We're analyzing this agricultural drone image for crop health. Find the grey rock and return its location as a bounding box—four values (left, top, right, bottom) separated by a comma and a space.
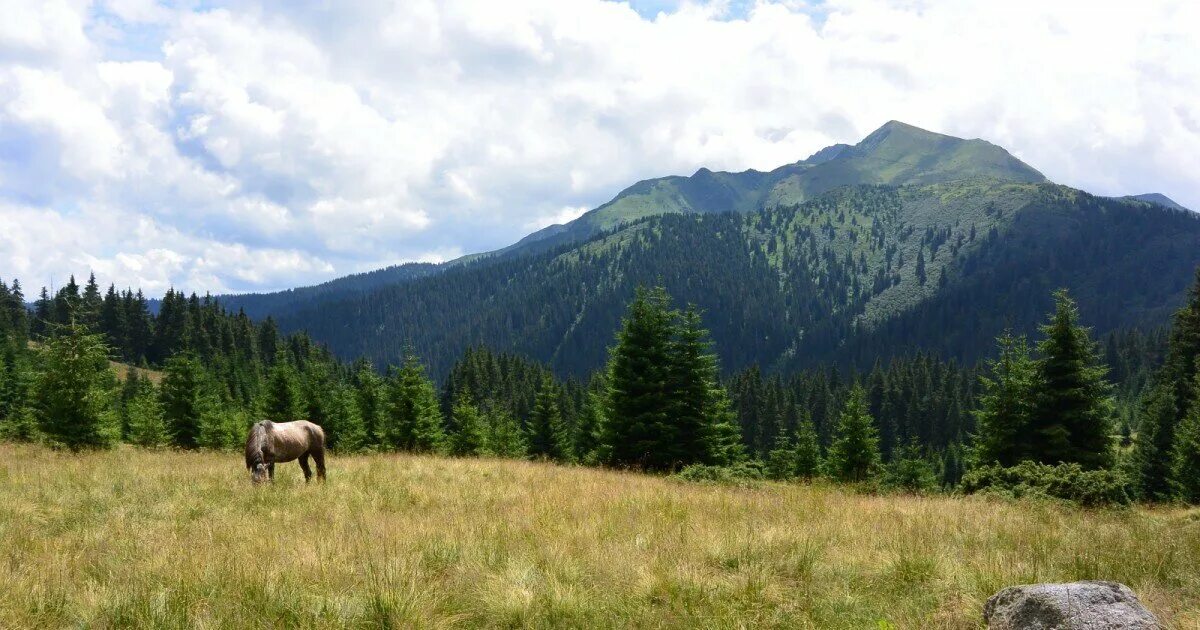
984, 581, 1159, 629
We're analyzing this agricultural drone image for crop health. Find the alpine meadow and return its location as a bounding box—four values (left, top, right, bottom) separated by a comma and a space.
4, 2, 1200, 628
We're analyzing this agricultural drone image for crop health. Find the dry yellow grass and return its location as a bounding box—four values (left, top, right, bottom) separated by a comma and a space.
0, 444, 1198, 629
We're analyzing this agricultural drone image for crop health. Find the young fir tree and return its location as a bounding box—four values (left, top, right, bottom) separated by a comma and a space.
1171, 371, 1200, 504
972, 332, 1037, 467
353, 360, 384, 448
793, 415, 823, 479
671, 306, 744, 466
1132, 383, 1178, 501
765, 432, 798, 481
448, 395, 487, 457
484, 407, 527, 458
882, 441, 939, 493
264, 360, 302, 424
1031, 289, 1114, 469
0, 345, 37, 441
1164, 269, 1200, 432
323, 383, 366, 452
603, 287, 676, 470
826, 385, 881, 482
198, 407, 250, 450
528, 376, 572, 461
125, 379, 169, 447
34, 320, 119, 449
159, 353, 210, 448
573, 377, 606, 465
383, 354, 444, 453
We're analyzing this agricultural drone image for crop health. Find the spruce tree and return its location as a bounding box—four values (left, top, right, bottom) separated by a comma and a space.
160, 354, 210, 448
573, 377, 606, 465
529, 376, 571, 461
1132, 383, 1177, 501
353, 360, 384, 447
972, 332, 1037, 466
34, 320, 119, 449
484, 407, 527, 458
765, 432, 797, 480
448, 395, 486, 457
670, 306, 745, 466
0, 345, 36, 441
264, 360, 302, 423
826, 385, 881, 482
383, 354, 444, 453
1032, 289, 1114, 469
1171, 371, 1200, 504
603, 287, 675, 470
793, 415, 822, 479
125, 380, 169, 447
1164, 269, 1200, 429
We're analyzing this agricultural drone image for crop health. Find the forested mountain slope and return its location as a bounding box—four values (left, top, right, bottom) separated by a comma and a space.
266, 178, 1200, 379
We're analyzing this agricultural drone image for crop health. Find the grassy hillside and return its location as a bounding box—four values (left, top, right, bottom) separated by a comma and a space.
1, 444, 1197, 628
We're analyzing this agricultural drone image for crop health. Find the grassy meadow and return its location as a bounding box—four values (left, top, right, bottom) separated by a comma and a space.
1, 444, 1198, 629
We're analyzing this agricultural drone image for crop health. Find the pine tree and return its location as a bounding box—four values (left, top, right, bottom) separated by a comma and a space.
1032, 289, 1114, 469
159, 354, 210, 448
383, 354, 444, 453
80, 273, 102, 330
826, 385, 881, 482
448, 395, 487, 457
972, 332, 1037, 467
603, 287, 676, 470
34, 320, 119, 449
264, 360, 302, 423
1171, 371, 1200, 503
529, 376, 571, 461
1132, 383, 1178, 501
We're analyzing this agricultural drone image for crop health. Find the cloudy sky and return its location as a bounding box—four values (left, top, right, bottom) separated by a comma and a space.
1, 0, 1198, 295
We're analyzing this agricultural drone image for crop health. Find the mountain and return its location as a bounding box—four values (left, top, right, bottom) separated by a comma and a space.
220, 122, 1200, 378
499, 120, 1046, 257
1120, 193, 1190, 213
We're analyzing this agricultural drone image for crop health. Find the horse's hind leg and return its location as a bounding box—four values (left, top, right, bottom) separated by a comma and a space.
299, 454, 313, 482
312, 448, 326, 481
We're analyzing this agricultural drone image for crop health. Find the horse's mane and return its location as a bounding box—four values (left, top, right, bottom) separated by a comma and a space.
244, 421, 272, 469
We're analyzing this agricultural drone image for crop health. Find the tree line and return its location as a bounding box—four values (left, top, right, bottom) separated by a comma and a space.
2, 269, 1198, 504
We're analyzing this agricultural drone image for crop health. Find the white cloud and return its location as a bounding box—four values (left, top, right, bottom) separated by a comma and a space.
1, 0, 1198, 295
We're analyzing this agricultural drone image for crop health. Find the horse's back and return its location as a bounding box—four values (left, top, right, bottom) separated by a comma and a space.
267, 420, 324, 462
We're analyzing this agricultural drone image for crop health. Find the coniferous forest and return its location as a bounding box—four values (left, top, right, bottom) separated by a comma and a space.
3, 266, 1199, 506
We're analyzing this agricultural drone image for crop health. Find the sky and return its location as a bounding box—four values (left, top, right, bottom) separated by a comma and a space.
1, 0, 1198, 296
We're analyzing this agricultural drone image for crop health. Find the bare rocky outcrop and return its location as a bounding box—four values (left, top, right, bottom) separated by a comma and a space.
984, 581, 1159, 629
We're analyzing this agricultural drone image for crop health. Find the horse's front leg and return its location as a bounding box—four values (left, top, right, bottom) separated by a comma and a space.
268, 462, 275, 481
299, 454, 312, 482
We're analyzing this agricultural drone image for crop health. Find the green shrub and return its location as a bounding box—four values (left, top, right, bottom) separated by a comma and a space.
961, 461, 1131, 507
674, 461, 765, 486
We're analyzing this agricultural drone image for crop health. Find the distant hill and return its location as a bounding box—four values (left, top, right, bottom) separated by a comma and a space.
1119, 193, 1190, 213
221, 122, 1200, 378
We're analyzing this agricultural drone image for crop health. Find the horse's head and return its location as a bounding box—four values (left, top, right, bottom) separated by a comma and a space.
250, 462, 269, 484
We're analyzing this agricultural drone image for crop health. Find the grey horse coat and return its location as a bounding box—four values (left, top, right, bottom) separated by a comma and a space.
244, 420, 326, 483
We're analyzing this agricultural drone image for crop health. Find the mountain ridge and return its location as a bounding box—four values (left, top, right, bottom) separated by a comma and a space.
216, 122, 1200, 379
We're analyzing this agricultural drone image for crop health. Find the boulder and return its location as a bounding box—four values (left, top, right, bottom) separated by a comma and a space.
984, 581, 1159, 629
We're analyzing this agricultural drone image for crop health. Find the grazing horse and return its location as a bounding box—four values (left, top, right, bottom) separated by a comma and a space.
244, 420, 326, 484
